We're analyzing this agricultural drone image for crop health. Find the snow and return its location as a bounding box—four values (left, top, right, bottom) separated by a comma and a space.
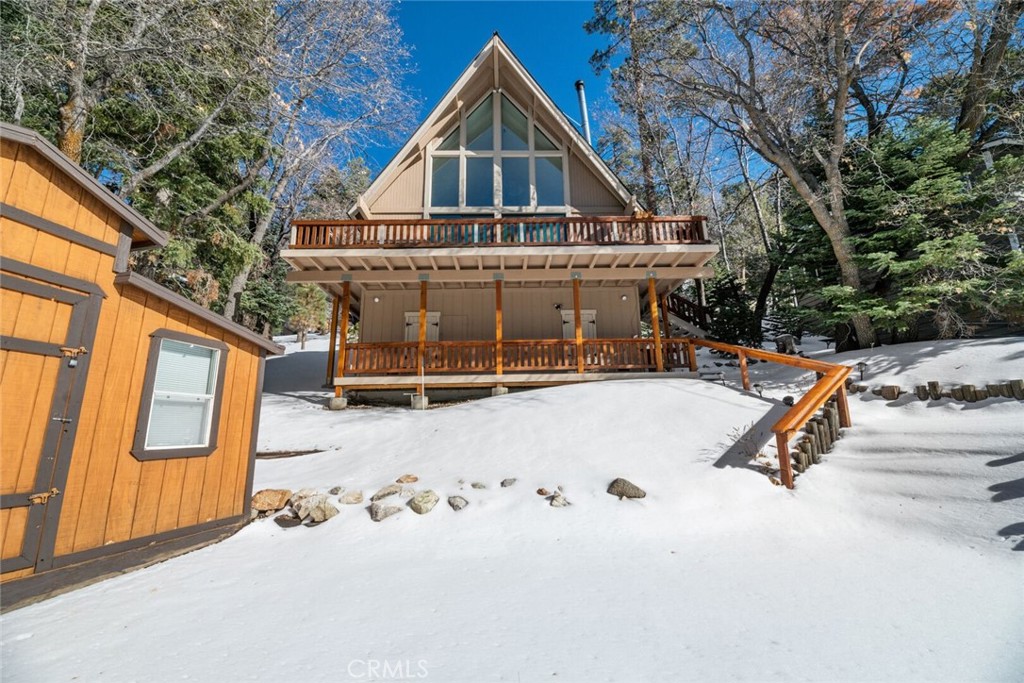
3, 335, 1023, 682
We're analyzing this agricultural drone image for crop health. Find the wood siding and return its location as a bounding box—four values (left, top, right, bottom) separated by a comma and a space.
359, 286, 641, 343
1, 138, 261, 582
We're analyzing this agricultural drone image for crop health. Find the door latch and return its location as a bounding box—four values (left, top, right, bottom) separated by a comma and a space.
52, 416, 73, 424
28, 488, 60, 505
59, 346, 88, 368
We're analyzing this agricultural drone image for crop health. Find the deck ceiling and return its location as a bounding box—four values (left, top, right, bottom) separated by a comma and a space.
283, 244, 717, 298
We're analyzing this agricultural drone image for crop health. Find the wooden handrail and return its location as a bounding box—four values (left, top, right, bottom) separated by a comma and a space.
684, 337, 854, 490
289, 215, 709, 249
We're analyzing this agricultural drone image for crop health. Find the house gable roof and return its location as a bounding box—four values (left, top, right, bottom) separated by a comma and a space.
1, 122, 169, 249
352, 34, 636, 217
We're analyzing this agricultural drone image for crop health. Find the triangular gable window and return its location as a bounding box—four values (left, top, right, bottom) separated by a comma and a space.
428, 91, 566, 215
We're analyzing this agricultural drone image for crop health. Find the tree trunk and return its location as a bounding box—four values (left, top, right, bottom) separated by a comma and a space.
57, 0, 103, 163
956, 0, 1024, 140
299, 329, 306, 350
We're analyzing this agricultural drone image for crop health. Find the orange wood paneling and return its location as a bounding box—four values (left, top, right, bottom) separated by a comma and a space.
0, 137, 19, 202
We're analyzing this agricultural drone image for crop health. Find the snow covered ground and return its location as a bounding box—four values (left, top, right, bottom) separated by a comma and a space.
3, 335, 1023, 682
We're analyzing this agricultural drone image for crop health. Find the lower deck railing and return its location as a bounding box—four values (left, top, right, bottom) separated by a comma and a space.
342, 338, 692, 375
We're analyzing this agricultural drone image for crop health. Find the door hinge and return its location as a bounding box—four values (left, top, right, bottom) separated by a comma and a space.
28, 488, 60, 505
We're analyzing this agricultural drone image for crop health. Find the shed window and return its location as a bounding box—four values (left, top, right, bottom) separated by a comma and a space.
132, 330, 228, 460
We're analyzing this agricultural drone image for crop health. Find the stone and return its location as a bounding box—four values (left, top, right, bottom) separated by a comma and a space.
951, 386, 964, 401
1010, 379, 1024, 400
491, 385, 509, 396
411, 394, 429, 410
400, 487, 415, 498
447, 496, 469, 511
251, 488, 292, 512
328, 486, 344, 495
369, 502, 403, 522
607, 478, 646, 500
339, 490, 364, 505
536, 488, 550, 496
471, 482, 487, 489
914, 385, 929, 401
549, 493, 570, 507
975, 387, 989, 400
396, 474, 419, 484
294, 494, 339, 523
249, 508, 260, 522
409, 490, 439, 514
327, 396, 348, 410
371, 484, 402, 501
783, 396, 795, 406
291, 488, 318, 504
961, 384, 977, 403
500, 478, 517, 488
880, 385, 901, 401
928, 381, 943, 400
274, 512, 302, 528
774, 334, 797, 355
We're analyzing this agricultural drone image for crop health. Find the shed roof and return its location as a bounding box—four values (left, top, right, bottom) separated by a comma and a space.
1, 122, 169, 249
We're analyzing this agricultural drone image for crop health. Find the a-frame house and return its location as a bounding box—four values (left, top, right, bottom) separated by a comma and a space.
281, 35, 718, 405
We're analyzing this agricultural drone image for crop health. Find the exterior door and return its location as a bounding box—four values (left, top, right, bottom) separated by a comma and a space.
404, 312, 440, 342
561, 310, 597, 339
1, 268, 99, 575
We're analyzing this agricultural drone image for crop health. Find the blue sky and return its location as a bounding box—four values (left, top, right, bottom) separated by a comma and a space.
364, 0, 612, 169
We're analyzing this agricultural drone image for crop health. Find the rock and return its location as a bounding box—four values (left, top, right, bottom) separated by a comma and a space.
369, 502, 403, 522
549, 493, 570, 507
783, 396, 795, 406
249, 508, 260, 522
291, 488, 318, 506
294, 494, 339, 523
396, 474, 419, 484
928, 381, 942, 400
339, 490, 364, 505
409, 490, 439, 514
251, 488, 292, 512
951, 386, 964, 401
371, 484, 402, 501
400, 487, 415, 498
447, 496, 469, 511
880, 385, 901, 401
536, 488, 550, 496
328, 486, 344, 495
500, 478, 517, 488
274, 512, 302, 528
471, 482, 487, 489
774, 334, 797, 355
1010, 379, 1024, 400
914, 385, 929, 401
607, 478, 646, 500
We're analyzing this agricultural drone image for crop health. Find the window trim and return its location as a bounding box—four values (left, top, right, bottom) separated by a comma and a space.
425, 89, 570, 217
131, 328, 229, 461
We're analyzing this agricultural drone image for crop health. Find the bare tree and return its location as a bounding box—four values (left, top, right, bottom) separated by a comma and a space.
956, 0, 1024, 140
220, 0, 412, 319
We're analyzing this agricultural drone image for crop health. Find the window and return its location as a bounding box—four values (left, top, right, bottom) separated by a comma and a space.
428, 92, 567, 215
132, 329, 228, 460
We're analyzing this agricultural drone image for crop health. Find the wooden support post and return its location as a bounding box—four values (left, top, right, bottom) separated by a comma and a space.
334, 282, 351, 398
659, 293, 670, 338
495, 278, 503, 376
417, 279, 428, 393
686, 340, 697, 371
836, 384, 852, 428
647, 277, 664, 372
775, 431, 794, 489
572, 276, 584, 374
325, 295, 340, 386
738, 350, 750, 391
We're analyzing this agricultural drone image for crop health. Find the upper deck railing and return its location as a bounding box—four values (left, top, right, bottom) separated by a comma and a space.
289, 215, 708, 249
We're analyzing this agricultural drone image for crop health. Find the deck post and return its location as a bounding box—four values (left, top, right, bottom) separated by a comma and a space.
836, 383, 852, 428
775, 431, 794, 489
326, 294, 340, 386
572, 273, 584, 373
335, 280, 351, 398
494, 274, 504, 376
647, 274, 664, 372
659, 293, 670, 338
417, 276, 428, 394
738, 350, 750, 391
686, 339, 697, 371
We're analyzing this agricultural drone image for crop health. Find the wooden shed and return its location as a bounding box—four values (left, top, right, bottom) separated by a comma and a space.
0, 123, 282, 609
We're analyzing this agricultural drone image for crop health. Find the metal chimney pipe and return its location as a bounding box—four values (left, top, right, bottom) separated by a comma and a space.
575, 80, 592, 146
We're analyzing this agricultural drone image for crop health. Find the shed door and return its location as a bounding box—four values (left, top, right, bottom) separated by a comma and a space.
1, 270, 99, 575
404, 312, 440, 342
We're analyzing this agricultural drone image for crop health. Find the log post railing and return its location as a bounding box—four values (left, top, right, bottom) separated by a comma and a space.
334, 281, 351, 398
494, 276, 503, 377
684, 338, 853, 489
325, 295, 340, 386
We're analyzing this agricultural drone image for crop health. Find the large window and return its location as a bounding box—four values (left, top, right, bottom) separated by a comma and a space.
428, 92, 567, 215
132, 329, 227, 460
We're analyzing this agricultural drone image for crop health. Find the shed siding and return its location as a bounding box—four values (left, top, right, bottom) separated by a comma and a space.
1, 138, 261, 583
358, 285, 641, 343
